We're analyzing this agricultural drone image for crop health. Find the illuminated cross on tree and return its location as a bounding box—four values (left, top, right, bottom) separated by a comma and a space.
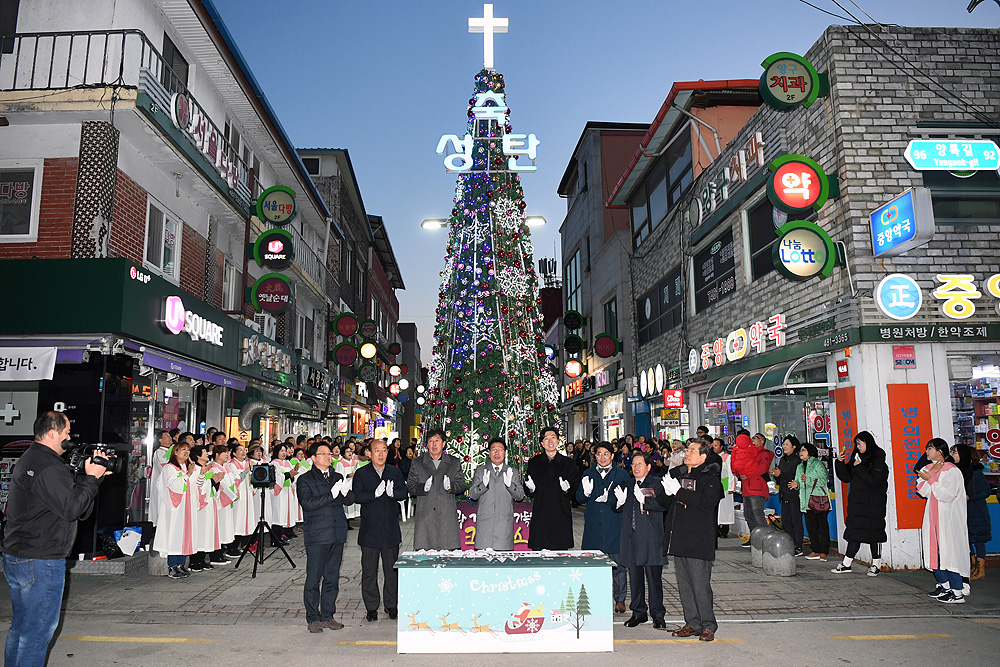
468, 3, 508, 70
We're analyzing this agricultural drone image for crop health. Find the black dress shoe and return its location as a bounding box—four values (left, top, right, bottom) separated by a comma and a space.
623, 614, 648, 627
386, 608, 398, 620
366, 610, 378, 622
652, 618, 666, 629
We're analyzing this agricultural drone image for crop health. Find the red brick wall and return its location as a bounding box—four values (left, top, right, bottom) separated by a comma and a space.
109, 168, 147, 264
0, 157, 77, 260
179, 223, 206, 297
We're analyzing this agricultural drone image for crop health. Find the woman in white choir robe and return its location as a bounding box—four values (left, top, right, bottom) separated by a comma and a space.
153, 442, 196, 578
336, 442, 361, 521
188, 445, 220, 572
291, 446, 312, 524
917, 437, 971, 603
268, 443, 299, 539
227, 442, 254, 551
209, 445, 238, 562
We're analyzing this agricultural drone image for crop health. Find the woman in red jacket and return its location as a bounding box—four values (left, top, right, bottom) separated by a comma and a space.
731, 431, 773, 545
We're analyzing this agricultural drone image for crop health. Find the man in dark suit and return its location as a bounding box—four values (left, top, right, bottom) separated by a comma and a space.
662, 439, 725, 642
297, 442, 354, 633
615, 450, 670, 629
353, 439, 408, 622
525, 426, 580, 550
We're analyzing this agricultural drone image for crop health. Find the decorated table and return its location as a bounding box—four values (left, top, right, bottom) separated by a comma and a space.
395, 549, 613, 653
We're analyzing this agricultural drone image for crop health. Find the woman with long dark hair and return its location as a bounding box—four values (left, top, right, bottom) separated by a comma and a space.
832, 431, 889, 575
917, 438, 969, 603
770, 435, 805, 557
791, 442, 830, 561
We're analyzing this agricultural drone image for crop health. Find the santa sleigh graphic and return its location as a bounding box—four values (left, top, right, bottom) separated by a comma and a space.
504, 603, 545, 635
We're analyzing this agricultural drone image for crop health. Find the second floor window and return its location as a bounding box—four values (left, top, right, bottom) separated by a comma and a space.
565, 249, 581, 314
161, 34, 188, 95
145, 203, 178, 280
603, 298, 617, 340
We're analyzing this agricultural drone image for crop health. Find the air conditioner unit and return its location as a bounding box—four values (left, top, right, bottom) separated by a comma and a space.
244, 317, 261, 334
253, 313, 277, 339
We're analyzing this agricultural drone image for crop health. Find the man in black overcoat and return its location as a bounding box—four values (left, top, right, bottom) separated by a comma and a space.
616, 450, 670, 628
354, 439, 409, 622
525, 426, 580, 550
661, 439, 724, 642
297, 442, 355, 633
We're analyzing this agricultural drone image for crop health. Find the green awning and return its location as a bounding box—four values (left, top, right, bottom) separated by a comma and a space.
704, 354, 830, 400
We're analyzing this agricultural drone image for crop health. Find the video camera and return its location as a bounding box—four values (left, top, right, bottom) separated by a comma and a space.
65, 443, 126, 476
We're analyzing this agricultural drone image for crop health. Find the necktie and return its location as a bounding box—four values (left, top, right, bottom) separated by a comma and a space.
323, 470, 329, 480
495, 466, 501, 476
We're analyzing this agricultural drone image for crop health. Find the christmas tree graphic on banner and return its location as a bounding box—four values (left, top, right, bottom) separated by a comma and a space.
426, 5, 560, 479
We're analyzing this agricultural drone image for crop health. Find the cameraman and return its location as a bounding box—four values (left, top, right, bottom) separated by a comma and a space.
1, 411, 109, 667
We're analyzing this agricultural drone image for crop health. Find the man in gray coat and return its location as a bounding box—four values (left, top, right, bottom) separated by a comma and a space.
406, 428, 468, 550
468, 438, 525, 550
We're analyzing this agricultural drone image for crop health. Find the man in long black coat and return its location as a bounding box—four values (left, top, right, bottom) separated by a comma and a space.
616, 450, 670, 628
525, 426, 580, 550
661, 440, 724, 642
354, 439, 408, 622
297, 442, 355, 633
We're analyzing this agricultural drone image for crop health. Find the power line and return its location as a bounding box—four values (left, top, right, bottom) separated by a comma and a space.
795, 0, 853, 22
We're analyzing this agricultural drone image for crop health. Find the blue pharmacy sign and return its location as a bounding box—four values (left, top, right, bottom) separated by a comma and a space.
870, 188, 935, 257
875, 274, 923, 321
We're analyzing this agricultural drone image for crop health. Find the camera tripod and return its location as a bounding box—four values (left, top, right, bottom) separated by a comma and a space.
234, 489, 296, 578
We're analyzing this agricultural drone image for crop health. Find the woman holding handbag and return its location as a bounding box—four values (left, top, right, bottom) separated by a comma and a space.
790, 442, 831, 561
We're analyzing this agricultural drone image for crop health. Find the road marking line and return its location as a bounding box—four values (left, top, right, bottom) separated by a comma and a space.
615, 638, 746, 644
63, 636, 215, 644
339, 640, 398, 645
832, 634, 950, 640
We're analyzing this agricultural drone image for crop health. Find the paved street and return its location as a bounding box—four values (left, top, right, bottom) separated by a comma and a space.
2, 506, 998, 664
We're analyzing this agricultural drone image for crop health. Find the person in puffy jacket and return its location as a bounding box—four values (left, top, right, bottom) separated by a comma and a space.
730, 430, 773, 544
952, 444, 991, 582
832, 431, 889, 575
793, 442, 831, 561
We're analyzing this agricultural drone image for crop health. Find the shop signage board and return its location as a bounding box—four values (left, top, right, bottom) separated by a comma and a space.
759, 52, 827, 111
833, 386, 858, 514
360, 319, 379, 339
142, 350, 246, 391
299, 360, 330, 398
0, 170, 35, 237
663, 388, 684, 408
253, 229, 294, 270
256, 185, 297, 226
875, 271, 1000, 321
334, 312, 359, 337
772, 220, 837, 281
892, 345, 916, 369
593, 333, 619, 358
689, 132, 767, 229
693, 229, 736, 312
0, 347, 56, 381
836, 359, 849, 382
239, 324, 296, 388
870, 188, 935, 257
251, 273, 293, 314
690, 312, 785, 372
162, 295, 225, 347
766, 154, 835, 215
903, 139, 1000, 171
887, 384, 933, 529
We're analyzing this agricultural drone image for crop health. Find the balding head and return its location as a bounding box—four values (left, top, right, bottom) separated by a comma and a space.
370, 439, 388, 468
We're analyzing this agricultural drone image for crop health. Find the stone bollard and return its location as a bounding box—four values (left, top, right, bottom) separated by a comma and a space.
148, 551, 169, 577
750, 526, 773, 567
762, 530, 796, 576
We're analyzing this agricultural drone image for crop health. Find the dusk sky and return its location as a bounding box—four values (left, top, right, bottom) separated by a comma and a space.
211, 0, 999, 363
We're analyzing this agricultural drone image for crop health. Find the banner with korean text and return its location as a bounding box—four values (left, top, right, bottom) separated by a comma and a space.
833, 386, 858, 516
0, 347, 57, 381
887, 384, 933, 529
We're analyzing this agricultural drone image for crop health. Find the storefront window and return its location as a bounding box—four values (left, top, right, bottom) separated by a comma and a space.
950, 354, 1000, 477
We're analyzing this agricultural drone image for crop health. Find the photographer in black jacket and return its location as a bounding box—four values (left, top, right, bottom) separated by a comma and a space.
2, 411, 109, 667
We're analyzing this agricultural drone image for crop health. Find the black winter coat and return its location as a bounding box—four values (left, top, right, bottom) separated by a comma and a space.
968, 467, 993, 545
663, 460, 724, 561
297, 466, 354, 546
354, 463, 409, 549
834, 443, 889, 544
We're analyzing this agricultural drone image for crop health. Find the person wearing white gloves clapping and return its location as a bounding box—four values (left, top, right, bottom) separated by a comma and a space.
469, 438, 525, 550
577, 441, 632, 613
296, 442, 354, 633
406, 429, 468, 550
525, 426, 580, 550
354, 439, 408, 622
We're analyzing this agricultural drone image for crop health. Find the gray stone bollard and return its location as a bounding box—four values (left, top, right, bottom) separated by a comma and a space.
762, 529, 796, 576
750, 526, 773, 567
148, 551, 169, 576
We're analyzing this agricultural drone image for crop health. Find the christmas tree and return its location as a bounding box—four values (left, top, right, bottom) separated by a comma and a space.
425, 67, 560, 481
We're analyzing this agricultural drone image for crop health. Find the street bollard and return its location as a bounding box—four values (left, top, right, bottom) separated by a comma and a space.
762, 529, 796, 576
750, 526, 773, 568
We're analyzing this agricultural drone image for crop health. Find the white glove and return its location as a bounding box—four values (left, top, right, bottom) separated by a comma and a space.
525, 476, 535, 493
633, 483, 644, 505
375, 480, 386, 498
331, 480, 343, 498
595, 487, 609, 503
385, 480, 394, 498
503, 468, 513, 487
662, 473, 681, 496
581, 476, 594, 497
614, 486, 627, 509
559, 477, 570, 493
340, 478, 351, 496
423, 477, 433, 493
443, 475, 452, 492
482, 469, 490, 487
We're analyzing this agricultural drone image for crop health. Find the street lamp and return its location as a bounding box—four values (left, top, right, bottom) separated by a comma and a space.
525, 216, 547, 227
421, 218, 448, 230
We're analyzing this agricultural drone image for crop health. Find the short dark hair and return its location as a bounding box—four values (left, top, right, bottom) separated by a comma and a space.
179, 431, 194, 443
712, 438, 726, 450
594, 441, 614, 456
425, 428, 446, 443
631, 450, 652, 466
736, 428, 751, 437
926, 437, 951, 460
687, 439, 711, 457
800, 442, 819, 459
539, 426, 559, 442
212, 444, 229, 457
488, 437, 506, 450
308, 441, 330, 457
783, 435, 802, 450
212, 432, 226, 443
696, 425, 709, 434
753, 433, 766, 441
169, 428, 181, 439
190, 445, 208, 462
33, 411, 68, 440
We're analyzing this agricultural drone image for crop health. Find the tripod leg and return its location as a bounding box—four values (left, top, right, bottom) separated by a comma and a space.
264, 521, 296, 568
